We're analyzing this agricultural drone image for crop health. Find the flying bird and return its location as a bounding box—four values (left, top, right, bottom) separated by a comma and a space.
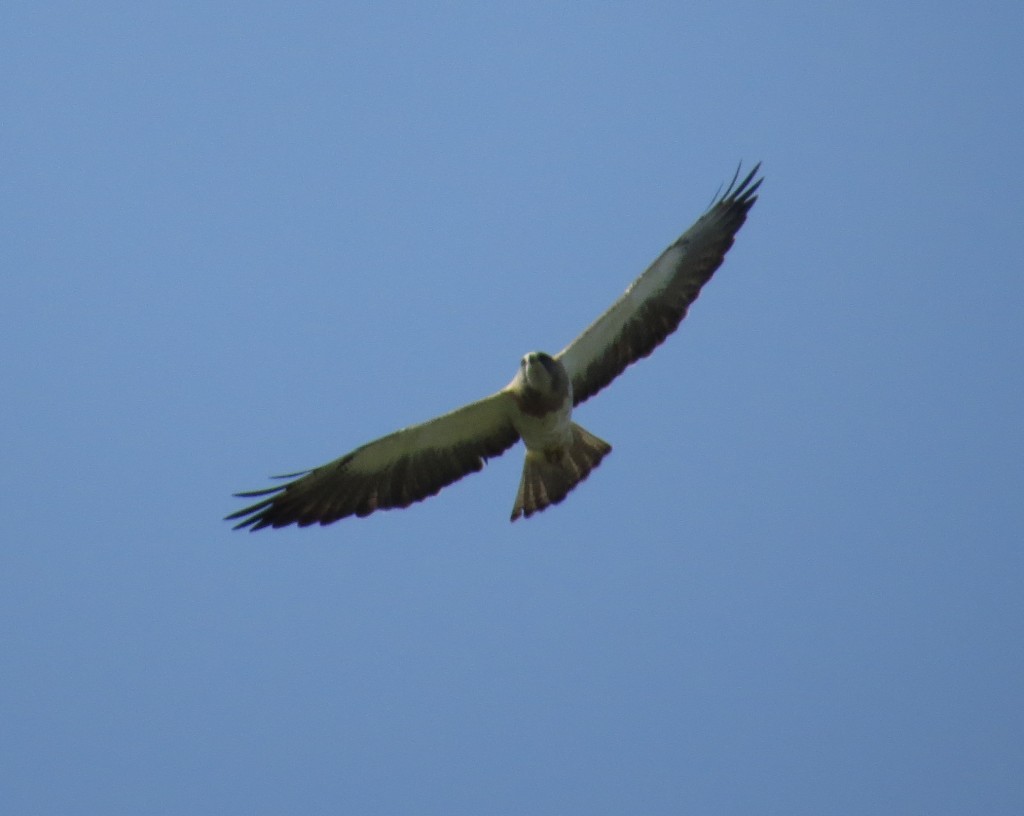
228, 164, 762, 530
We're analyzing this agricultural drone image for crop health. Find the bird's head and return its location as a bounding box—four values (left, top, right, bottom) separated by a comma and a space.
518, 351, 569, 399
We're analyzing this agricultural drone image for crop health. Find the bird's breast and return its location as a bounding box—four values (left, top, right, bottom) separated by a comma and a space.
513, 393, 573, 453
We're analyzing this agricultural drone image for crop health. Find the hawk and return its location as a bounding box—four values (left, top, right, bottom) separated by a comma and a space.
228, 164, 762, 530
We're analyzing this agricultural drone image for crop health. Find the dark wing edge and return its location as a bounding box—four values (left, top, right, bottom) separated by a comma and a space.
557, 162, 762, 406
225, 392, 521, 531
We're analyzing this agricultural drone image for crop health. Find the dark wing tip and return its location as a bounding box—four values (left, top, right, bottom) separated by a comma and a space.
695, 161, 762, 247
224, 494, 280, 531
716, 161, 763, 210
225, 471, 312, 531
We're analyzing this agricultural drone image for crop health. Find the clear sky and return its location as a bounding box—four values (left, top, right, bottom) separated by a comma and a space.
3, 2, 1022, 814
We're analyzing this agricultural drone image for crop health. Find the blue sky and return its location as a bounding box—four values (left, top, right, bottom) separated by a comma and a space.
3, 2, 1022, 813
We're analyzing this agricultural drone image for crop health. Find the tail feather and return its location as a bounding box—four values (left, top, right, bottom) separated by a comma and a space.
511, 423, 612, 521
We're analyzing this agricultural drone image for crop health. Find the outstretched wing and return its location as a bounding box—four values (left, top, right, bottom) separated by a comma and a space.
556, 163, 762, 406
227, 391, 521, 530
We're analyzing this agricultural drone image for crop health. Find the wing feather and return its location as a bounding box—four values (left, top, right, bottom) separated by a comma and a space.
226, 391, 520, 530
557, 163, 762, 406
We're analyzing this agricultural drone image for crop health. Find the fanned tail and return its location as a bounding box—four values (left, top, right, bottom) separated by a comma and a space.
511, 423, 611, 521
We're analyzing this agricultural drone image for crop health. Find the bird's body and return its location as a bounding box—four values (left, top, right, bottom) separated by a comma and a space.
505, 351, 611, 521
227, 164, 762, 530
509, 352, 574, 445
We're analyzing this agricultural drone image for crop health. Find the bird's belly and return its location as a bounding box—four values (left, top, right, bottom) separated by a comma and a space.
515, 397, 573, 452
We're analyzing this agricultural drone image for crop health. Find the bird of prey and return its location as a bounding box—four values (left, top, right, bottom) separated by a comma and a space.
227, 164, 762, 530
